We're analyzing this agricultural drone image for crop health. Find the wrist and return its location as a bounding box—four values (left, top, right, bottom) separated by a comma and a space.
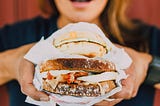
138, 53, 152, 84
0, 51, 14, 85
143, 53, 152, 72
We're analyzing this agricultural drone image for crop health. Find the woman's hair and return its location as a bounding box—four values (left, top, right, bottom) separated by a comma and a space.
100, 0, 133, 44
40, 0, 133, 44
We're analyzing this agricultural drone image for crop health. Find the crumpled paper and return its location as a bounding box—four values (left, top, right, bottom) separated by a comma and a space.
24, 22, 132, 106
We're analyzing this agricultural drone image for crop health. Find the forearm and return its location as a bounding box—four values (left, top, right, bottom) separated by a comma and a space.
0, 43, 34, 85
0, 50, 15, 85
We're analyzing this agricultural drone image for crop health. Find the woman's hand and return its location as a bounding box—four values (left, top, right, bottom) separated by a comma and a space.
18, 58, 49, 101
112, 46, 152, 99
94, 46, 152, 105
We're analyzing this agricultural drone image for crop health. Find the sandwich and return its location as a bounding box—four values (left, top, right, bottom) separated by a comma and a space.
40, 31, 118, 97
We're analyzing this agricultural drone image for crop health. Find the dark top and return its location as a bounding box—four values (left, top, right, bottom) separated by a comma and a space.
0, 15, 160, 106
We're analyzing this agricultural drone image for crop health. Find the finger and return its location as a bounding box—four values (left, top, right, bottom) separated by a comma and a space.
123, 64, 139, 98
21, 82, 49, 101
111, 78, 135, 99
19, 59, 49, 101
111, 88, 133, 99
131, 78, 140, 98
94, 99, 123, 106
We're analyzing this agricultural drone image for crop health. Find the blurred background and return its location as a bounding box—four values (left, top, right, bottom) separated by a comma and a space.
0, 0, 160, 106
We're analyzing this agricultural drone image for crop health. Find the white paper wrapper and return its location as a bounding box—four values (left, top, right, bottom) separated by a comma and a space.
24, 22, 132, 106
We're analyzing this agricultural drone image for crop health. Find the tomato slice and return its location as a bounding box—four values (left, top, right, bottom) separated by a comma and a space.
47, 71, 54, 80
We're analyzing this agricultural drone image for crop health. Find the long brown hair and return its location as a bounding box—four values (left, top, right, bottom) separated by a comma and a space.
40, 0, 133, 44
101, 0, 133, 44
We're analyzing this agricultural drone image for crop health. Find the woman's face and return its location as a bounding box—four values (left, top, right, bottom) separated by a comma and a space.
54, 0, 108, 27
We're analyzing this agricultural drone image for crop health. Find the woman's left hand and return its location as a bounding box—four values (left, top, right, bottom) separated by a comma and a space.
94, 45, 152, 105
112, 46, 152, 99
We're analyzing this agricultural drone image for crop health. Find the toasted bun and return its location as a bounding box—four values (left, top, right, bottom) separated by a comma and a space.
53, 31, 107, 57
42, 80, 116, 97
40, 58, 116, 73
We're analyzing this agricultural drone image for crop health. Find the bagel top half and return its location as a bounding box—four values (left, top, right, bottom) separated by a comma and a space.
53, 31, 108, 58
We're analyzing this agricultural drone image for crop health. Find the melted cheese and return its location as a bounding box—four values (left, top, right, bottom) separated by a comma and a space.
77, 72, 118, 83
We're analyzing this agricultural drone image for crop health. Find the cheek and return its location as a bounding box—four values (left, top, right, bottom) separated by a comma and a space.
54, 0, 73, 14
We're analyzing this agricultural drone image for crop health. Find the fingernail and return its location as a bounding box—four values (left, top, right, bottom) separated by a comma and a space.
40, 97, 49, 101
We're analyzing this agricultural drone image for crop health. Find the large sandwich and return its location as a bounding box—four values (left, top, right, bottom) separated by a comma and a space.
40, 31, 119, 97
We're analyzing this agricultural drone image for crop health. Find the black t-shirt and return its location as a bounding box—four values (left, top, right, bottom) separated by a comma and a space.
0, 15, 160, 106
0, 15, 58, 51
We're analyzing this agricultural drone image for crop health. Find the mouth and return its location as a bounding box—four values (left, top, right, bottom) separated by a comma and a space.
70, 0, 93, 8
70, 0, 92, 2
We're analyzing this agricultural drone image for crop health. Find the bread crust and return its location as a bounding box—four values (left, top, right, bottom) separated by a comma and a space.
40, 58, 116, 73
42, 80, 116, 97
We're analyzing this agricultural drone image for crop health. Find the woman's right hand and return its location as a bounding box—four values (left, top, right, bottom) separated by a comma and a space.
18, 58, 49, 101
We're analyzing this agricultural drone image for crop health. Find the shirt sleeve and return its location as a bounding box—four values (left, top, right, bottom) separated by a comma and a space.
0, 16, 49, 52
149, 26, 160, 56
0, 28, 4, 51
145, 27, 160, 85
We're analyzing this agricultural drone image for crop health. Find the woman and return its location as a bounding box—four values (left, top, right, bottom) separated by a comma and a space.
0, 0, 160, 106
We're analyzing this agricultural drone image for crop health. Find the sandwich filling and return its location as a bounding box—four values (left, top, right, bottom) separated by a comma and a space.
41, 58, 117, 97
